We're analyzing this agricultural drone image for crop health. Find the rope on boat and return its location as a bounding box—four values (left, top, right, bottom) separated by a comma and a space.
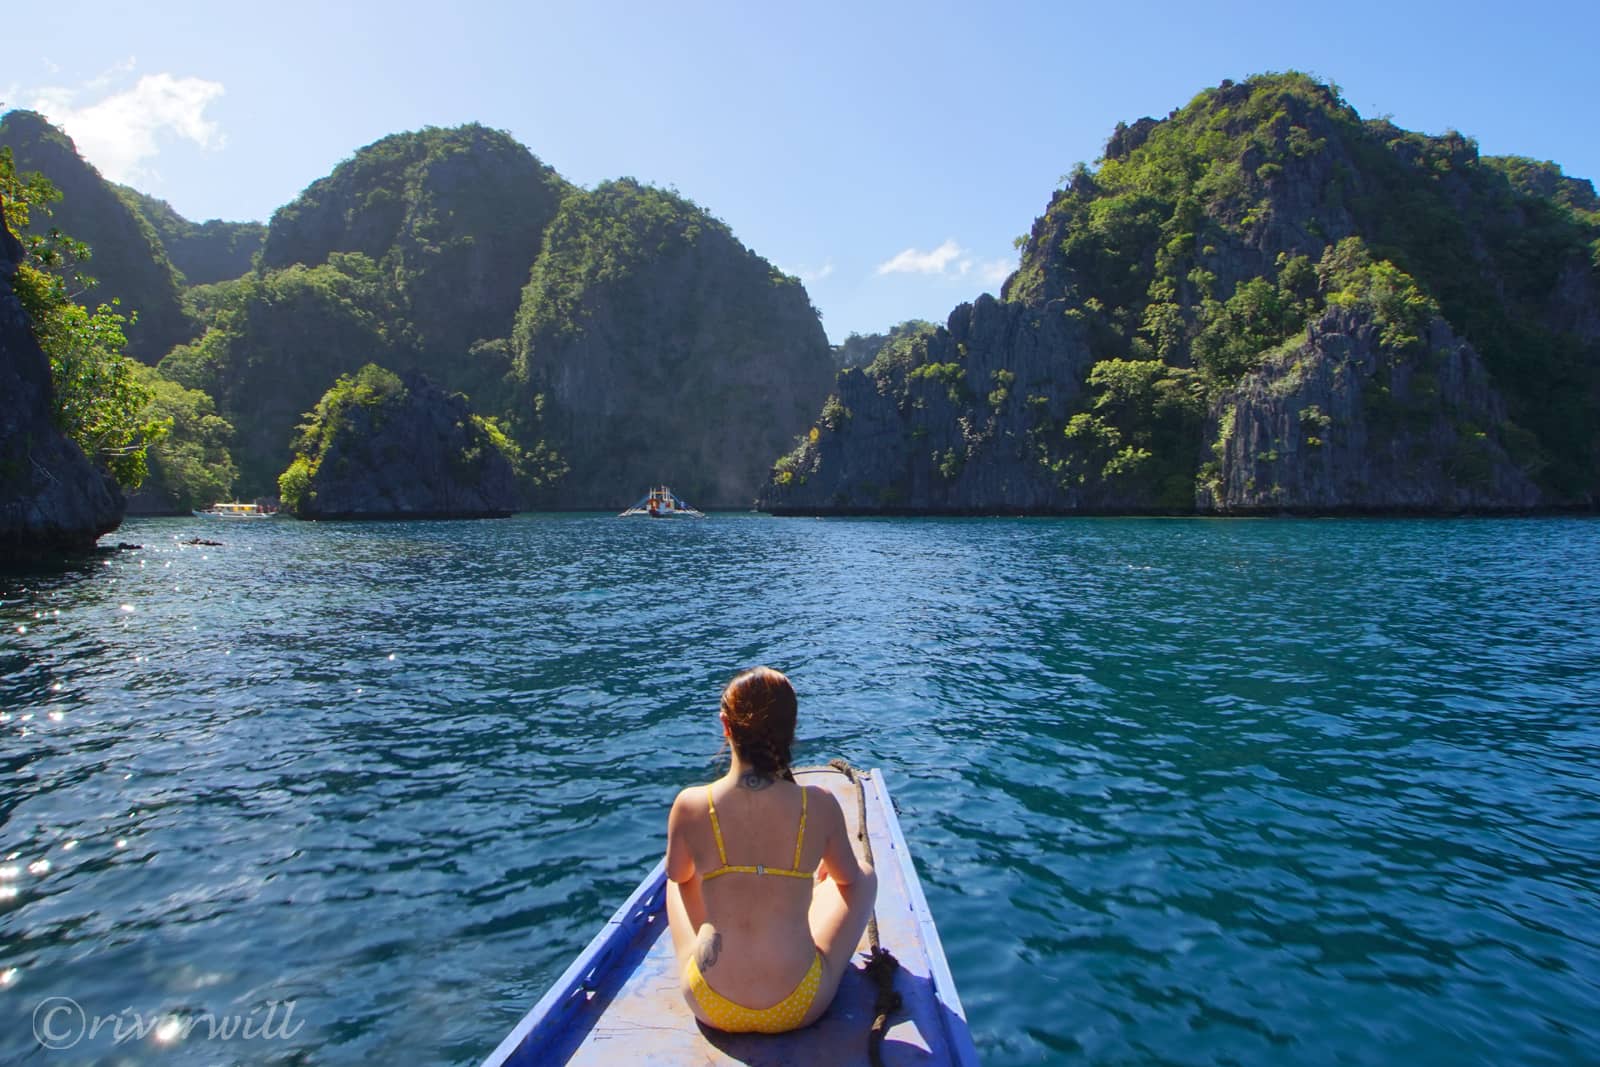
826, 758, 902, 1067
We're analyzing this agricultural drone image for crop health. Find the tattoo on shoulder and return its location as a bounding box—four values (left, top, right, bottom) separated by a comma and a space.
697, 930, 723, 971
740, 772, 774, 791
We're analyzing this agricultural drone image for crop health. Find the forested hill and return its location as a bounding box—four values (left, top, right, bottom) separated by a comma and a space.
259, 124, 571, 363
761, 73, 1600, 515
157, 125, 578, 494
0, 110, 193, 362
160, 127, 831, 503
511, 178, 833, 508
2, 112, 834, 507
114, 186, 265, 286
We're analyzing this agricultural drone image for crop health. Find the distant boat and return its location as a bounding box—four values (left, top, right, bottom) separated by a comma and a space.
479, 764, 978, 1066
193, 502, 277, 519
618, 486, 705, 519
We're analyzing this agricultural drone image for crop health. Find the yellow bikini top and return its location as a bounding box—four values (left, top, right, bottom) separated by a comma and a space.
701, 783, 809, 882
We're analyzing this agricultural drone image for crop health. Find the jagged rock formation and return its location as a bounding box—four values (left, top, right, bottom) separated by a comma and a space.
0, 110, 192, 362
513, 179, 833, 509
117, 187, 265, 285
762, 73, 1600, 515
282, 367, 517, 519
765, 297, 1094, 513
1202, 308, 1541, 511
0, 204, 123, 558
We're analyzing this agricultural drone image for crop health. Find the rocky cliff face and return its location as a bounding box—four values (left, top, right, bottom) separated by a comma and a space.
289, 370, 517, 519
1202, 307, 1541, 512
515, 180, 834, 509
767, 73, 1600, 515
0, 204, 123, 558
0, 111, 193, 363
762, 295, 1096, 513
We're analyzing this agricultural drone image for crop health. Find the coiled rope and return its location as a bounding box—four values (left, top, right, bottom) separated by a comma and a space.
822, 759, 902, 1067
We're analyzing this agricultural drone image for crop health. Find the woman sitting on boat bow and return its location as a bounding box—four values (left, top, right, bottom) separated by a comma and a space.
666, 667, 878, 1033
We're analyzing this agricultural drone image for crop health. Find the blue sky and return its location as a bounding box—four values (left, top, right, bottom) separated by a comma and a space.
7, 0, 1597, 345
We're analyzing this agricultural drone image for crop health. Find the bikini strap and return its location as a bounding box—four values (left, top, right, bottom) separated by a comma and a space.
707, 785, 728, 866
792, 786, 808, 870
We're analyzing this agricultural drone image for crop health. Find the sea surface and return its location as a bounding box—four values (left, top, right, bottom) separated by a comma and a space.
1, 515, 1597, 1065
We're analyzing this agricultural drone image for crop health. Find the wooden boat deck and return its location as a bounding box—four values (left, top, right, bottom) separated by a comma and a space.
483, 766, 977, 1066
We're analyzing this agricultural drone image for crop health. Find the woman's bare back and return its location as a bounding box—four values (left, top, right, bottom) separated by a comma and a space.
666, 773, 877, 1024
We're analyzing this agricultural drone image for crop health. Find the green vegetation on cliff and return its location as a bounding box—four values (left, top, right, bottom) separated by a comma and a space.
263, 125, 570, 361
770, 72, 1597, 514
1006, 72, 1597, 498
160, 252, 398, 495
515, 179, 742, 345
0, 111, 193, 362
2, 148, 166, 490
278, 364, 522, 518
834, 320, 938, 370
117, 186, 265, 286
148, 125, 577, 498
4, 112, 831, 509
130, 363, 238, 511
512, 178, 833, 507
278, 364, 407, 511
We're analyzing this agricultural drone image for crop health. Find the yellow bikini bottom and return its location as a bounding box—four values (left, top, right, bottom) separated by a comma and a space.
683, 950, 823, 1034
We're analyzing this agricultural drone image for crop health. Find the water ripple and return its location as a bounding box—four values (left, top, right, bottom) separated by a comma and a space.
2, 515, 1598, 1063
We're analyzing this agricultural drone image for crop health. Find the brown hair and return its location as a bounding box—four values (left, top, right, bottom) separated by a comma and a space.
720, 667, 797, 781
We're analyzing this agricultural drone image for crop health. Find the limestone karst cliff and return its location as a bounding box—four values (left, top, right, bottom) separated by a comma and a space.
1200, 307, 1541, 512
8, 115, 834, 508
762, 73, 1599, 515
279, 366, 518, 520
512, 179, 834, 509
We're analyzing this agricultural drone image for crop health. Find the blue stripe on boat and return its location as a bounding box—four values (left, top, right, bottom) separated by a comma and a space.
481, 766, 979, 1065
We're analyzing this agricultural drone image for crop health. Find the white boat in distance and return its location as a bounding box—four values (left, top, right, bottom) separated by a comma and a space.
618, 486, 705, 518
193, 502, 278, 519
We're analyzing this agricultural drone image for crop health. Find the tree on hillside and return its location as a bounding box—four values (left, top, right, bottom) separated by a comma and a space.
2, 147, 166, 489
131, 363, 238, 510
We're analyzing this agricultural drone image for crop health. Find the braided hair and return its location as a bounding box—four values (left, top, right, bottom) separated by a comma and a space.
720, 667, 797, 782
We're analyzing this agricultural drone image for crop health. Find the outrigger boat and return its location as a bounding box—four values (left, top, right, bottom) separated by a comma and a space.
481, 764, 978, 1066
193, 502, 277, 519
618, 486, 705, 519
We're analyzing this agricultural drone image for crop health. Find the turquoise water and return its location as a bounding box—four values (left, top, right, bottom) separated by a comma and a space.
2, 515, 1597, 1064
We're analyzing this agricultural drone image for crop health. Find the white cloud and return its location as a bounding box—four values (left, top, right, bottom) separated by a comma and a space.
789, 259, 835, 285
977, 258, 1013, 285
876, 239, 963, 276
875, 240, 1013, 288
18, 65, 226, 185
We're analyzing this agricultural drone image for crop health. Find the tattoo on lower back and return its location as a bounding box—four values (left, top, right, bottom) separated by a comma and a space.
740, 772, 773, 791
698, 930, 723, 971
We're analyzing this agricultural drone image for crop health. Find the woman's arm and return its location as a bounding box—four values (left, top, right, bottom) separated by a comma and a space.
815, 787, 869, 886
665, 788, 698, 884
